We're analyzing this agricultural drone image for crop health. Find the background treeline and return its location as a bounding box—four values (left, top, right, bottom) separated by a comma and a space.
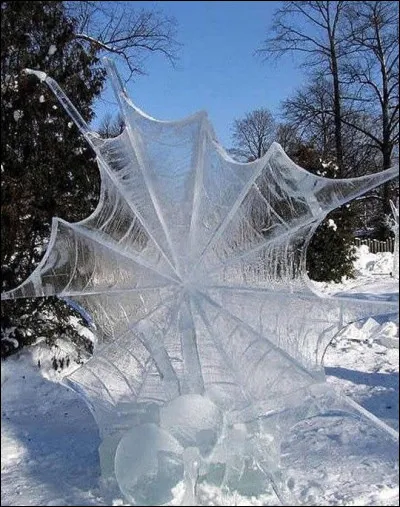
231, 1, 399, 282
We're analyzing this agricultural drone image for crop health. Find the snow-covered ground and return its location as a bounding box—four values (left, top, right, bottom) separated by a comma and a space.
313, 245, 398, 435
1, 247, 398, 506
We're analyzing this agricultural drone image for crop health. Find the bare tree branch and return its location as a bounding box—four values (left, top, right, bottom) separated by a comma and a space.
97, 112, 124, 138
230, 109, 276, 161
66, 1, 180, 81
342, 0, 399, 174
256, 1, 348, 175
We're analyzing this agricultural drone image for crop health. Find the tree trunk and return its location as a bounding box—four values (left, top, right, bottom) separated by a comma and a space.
380, 147, 392, 238
330, 46, 344, 177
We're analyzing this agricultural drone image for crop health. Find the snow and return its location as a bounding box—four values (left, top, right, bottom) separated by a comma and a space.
323, 317, 398, 432
1, 248, 398, 506
13, 110, 23, 121
327, 218, 337, 231
48, 45, 57, 56
313, 246, 397, 294
353, 244, 393, 276
1, 336, 19, 349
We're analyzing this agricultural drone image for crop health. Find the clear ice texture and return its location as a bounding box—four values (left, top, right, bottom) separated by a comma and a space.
2, 59, 399, 505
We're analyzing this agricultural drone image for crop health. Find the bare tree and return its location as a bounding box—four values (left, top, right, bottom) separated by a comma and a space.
341, 1, 399, 172
257, 1, 348, 176
340, 1, 399, 232
98, 112, 124, 138
230, 108, 276, 161
281, 76, 381, 177
275, 123, 300, 153
66, 1, 180, 80
282, 77, 336, 161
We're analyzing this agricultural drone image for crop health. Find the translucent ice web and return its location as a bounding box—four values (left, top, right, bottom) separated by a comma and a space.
2, 59, 398, 506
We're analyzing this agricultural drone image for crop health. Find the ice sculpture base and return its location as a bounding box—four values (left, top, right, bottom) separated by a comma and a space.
85, 385, 398, 506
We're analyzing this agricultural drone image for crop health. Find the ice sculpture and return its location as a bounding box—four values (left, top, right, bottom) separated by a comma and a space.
2, 59, 399, 506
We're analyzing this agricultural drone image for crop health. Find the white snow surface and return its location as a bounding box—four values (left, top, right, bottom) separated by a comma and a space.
47, 45, 57, 56
1, 248, 399, 506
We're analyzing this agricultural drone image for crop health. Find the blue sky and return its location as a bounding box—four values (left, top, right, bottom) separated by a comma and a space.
93, 1, 307, 149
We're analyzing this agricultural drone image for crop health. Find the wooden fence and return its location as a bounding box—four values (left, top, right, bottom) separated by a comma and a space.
354, 237, 395, 253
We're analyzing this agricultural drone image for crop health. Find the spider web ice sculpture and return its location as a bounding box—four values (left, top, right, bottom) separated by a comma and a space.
2, 59, 399, 506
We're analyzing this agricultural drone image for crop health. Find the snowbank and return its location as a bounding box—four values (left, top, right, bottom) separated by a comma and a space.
354, 245, 394, 276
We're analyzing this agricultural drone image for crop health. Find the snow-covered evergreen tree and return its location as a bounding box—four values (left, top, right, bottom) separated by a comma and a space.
290, 144, 358, 283
1, 1, 104, 356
